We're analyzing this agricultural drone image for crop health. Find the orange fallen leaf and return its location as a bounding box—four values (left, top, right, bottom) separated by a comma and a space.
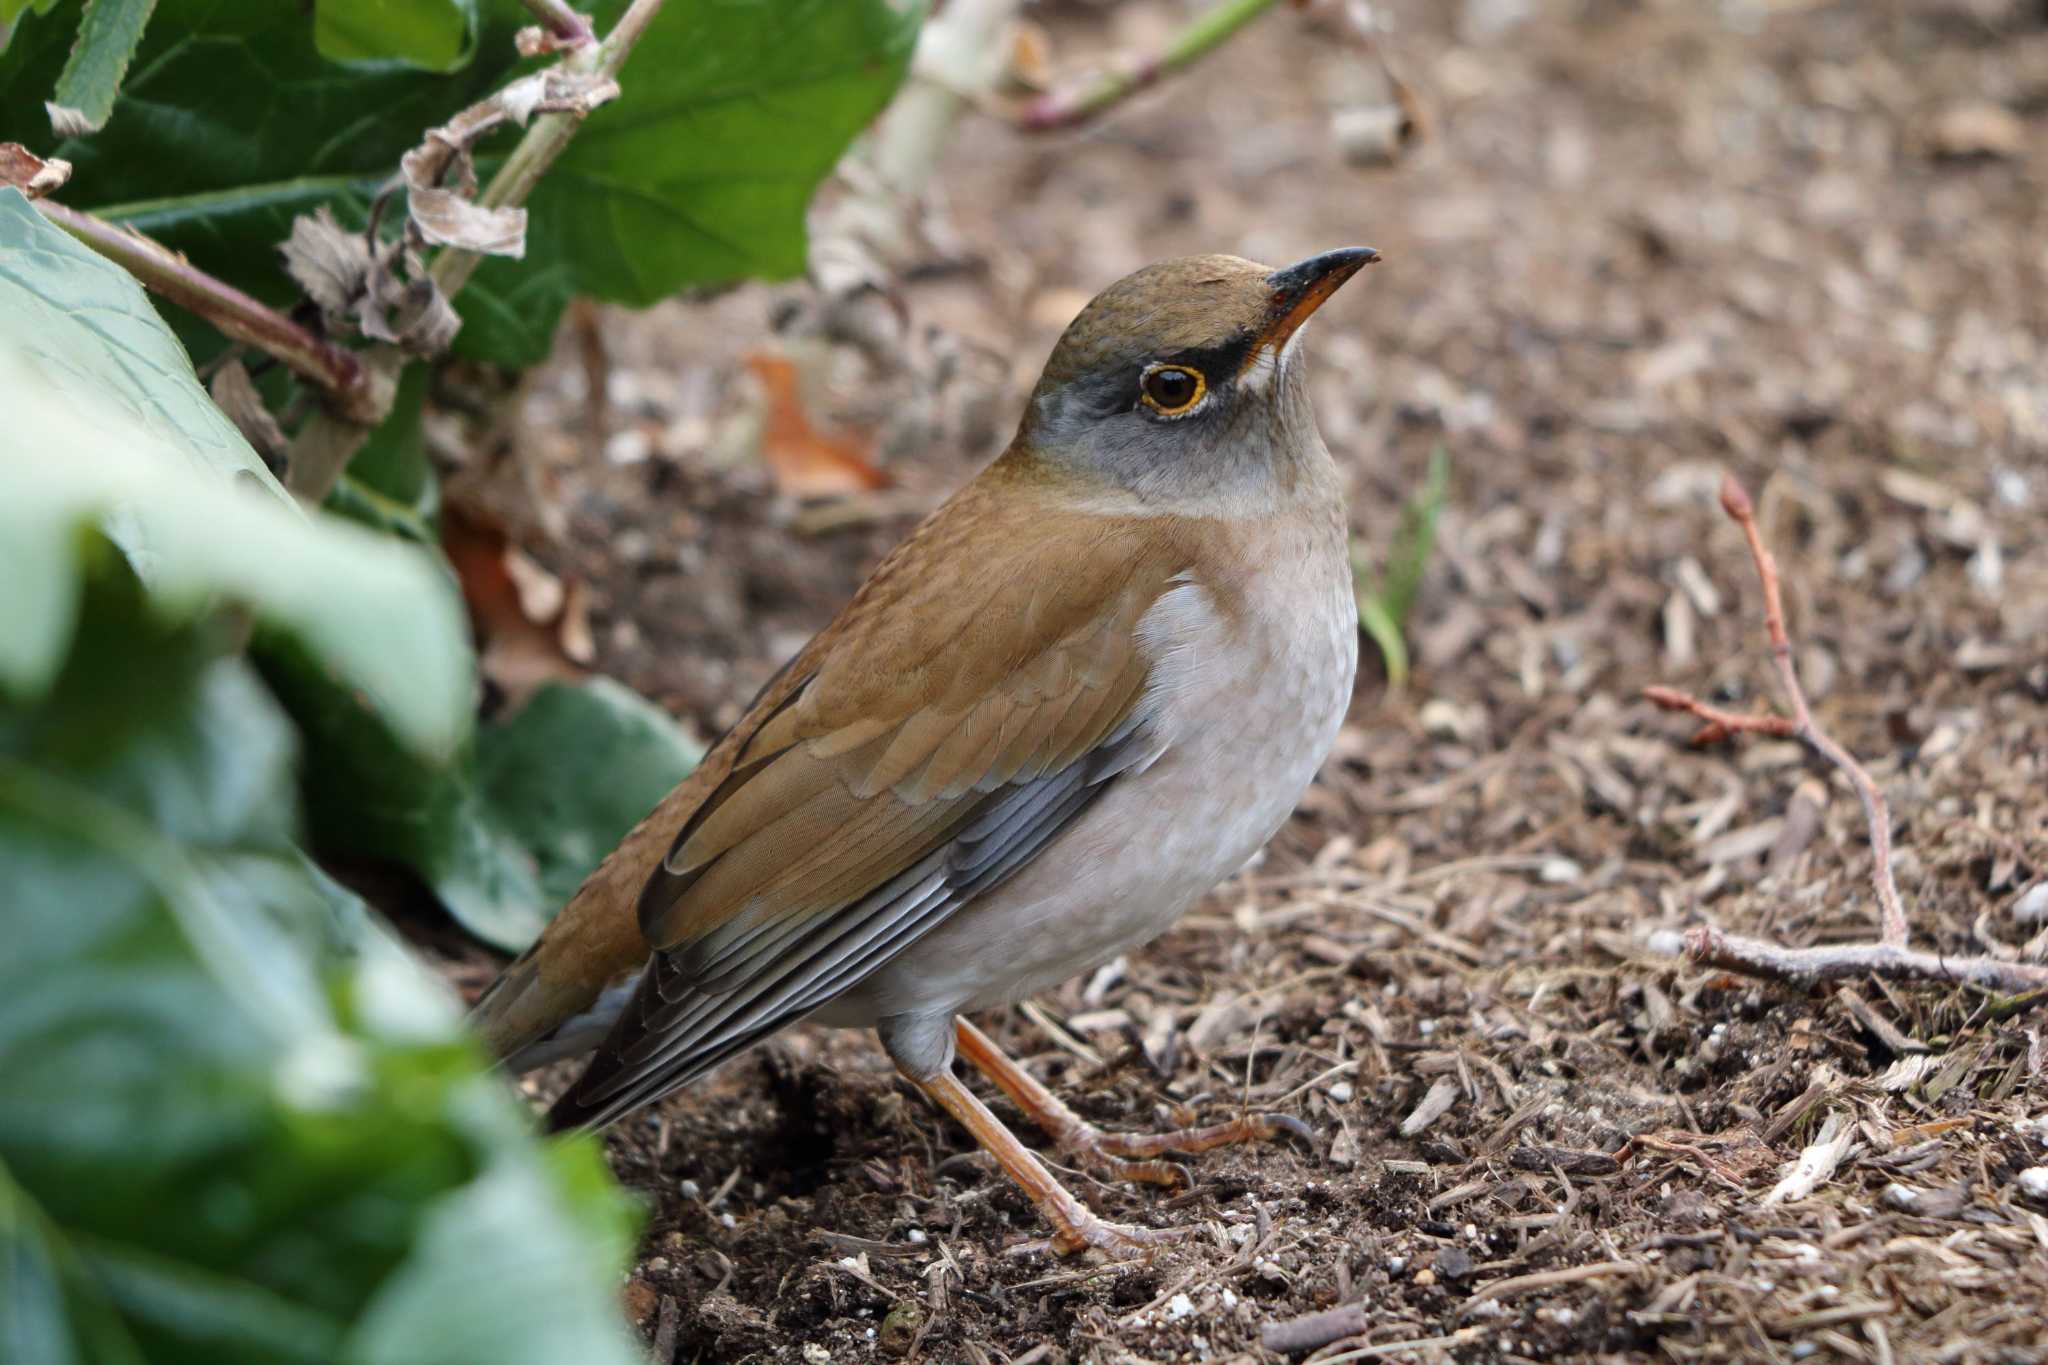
745, 351, 888, 499
441, 504, 590, 710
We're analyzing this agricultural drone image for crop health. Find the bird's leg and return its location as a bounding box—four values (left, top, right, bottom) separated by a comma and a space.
884, 1014, 1182, 1258
954, 1018, 1309, 1188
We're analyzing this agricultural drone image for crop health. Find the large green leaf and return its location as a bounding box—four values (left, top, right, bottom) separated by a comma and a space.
47, 0, 156, 134
315, 0, 475, 73
0, 569, 641, 1365
0, 0, 923, 367
267, 651, 701, 951
0, 187, 469, 762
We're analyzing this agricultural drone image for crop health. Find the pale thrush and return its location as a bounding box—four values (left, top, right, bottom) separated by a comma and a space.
472, 248, 1377, 1255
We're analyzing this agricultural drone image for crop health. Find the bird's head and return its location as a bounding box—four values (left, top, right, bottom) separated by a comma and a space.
1018, 248, 1378, 509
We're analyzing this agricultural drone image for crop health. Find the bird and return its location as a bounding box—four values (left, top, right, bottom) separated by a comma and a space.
470, 247, 1378, 1256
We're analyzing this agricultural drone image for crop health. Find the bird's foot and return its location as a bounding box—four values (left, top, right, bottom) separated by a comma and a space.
1055, 1111, 1313, 1188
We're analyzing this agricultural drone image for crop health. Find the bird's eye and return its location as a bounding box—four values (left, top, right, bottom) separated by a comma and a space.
1139, 364, 1206, 417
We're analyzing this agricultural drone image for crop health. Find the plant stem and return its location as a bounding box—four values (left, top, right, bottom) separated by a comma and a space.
1016, 0, 1280, 132
519, 0, 596, 46
36, 200, 372, 421
430, 0, 663, 301
293, 0, 667, 505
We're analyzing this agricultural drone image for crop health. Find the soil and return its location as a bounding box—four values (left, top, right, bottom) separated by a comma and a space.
436, 1, 2048, 1360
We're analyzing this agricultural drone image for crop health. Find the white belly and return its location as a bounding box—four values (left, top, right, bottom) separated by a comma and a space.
831, 530, 1358, 1022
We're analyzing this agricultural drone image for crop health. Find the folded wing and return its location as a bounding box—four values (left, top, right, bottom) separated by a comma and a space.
549, 489, 1187, 1131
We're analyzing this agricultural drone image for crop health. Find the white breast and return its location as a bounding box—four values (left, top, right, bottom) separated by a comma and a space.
841, 520, 1358, 1021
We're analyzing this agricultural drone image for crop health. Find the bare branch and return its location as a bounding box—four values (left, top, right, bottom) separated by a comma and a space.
1687, 926, 2047, 993
1646, 472, 2041, 990
430, 0, 661, 301
1012, 0, 1280, 133
516, 0, 596, 52
36, 200, 375, 421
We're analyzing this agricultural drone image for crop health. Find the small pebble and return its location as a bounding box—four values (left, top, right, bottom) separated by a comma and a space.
1328, 1081, 1355, 1103
1165, 1293, 1196, 1321
2017, 1167, 2048, 1201
605, 427, 651, 465
1414, 1268, 1437, 1287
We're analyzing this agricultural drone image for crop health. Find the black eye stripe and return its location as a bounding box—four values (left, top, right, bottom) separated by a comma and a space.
1163, 330, 1256, 381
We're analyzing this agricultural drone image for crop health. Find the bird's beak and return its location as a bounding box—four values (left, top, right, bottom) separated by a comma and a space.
1252, 247, 1380, 361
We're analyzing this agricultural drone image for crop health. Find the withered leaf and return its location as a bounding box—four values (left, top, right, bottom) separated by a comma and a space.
207, 358, 287, 464
281, 206, 373, 319
0, 143, 72, 198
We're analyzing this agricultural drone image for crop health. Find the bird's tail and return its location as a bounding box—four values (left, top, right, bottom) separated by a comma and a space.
467, 778, 705, 1064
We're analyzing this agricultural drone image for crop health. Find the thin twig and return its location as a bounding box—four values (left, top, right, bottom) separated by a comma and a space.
1685, 927, 2047, 993
1462, 1260, 1646, 1310
35, 200, 373, 420
1013, 0, 1281, 132
517, 0, 596, 48
1645, 472, 2048, 991
1260, 1303, 1368, 1355
431, 0, 662, 301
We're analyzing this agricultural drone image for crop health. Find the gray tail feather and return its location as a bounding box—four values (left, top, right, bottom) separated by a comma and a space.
502, 974, 639, 1073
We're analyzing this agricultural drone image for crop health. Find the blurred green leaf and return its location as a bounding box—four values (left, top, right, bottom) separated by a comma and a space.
478, 678, 704, 907
0, 0, 924, 368
48, 0, 155, 134
1354, 445, 1448, 689
268, 648, 702, 950
0, 188, 469, 761
328, 364, 439, 544
315, 0, 475, 73
0, 569, 641, 1365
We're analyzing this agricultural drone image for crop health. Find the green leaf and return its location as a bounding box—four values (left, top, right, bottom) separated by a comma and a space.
457, 0, 925, 365
314, 0, 476, 73
0, 187, 470, 761
0, 0, 925, 368
267, 645, 701, 950
327, 364, 439, 543
0, 569, 642, 1365
47, 0, 155, 135
0, 0, 62, 26
477, 678, 704, 907
1355, 593, 1409, 691
1354, 445, 1449, 689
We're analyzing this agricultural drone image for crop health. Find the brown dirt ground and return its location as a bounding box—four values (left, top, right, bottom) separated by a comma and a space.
431, 2, 2048, 1360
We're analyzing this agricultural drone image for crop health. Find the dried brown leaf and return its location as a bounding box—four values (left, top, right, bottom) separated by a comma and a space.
0, 142, 71, 198
281, 206, 372, 318
207, 359, 286, 463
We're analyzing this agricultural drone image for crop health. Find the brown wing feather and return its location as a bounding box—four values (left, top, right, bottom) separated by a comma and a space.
548, 470, 1194, 1130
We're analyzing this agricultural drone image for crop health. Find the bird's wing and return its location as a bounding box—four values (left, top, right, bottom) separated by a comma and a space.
550, 484, 1191, 1130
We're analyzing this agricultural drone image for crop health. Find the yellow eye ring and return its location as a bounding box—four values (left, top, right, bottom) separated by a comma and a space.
1139, 363, 1207, 417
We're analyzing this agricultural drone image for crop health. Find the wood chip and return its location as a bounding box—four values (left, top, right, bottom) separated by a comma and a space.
1764, 1113, 1857, 1205
1399, 1076, 1461, 1137
1836, 987, 1928, 1058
